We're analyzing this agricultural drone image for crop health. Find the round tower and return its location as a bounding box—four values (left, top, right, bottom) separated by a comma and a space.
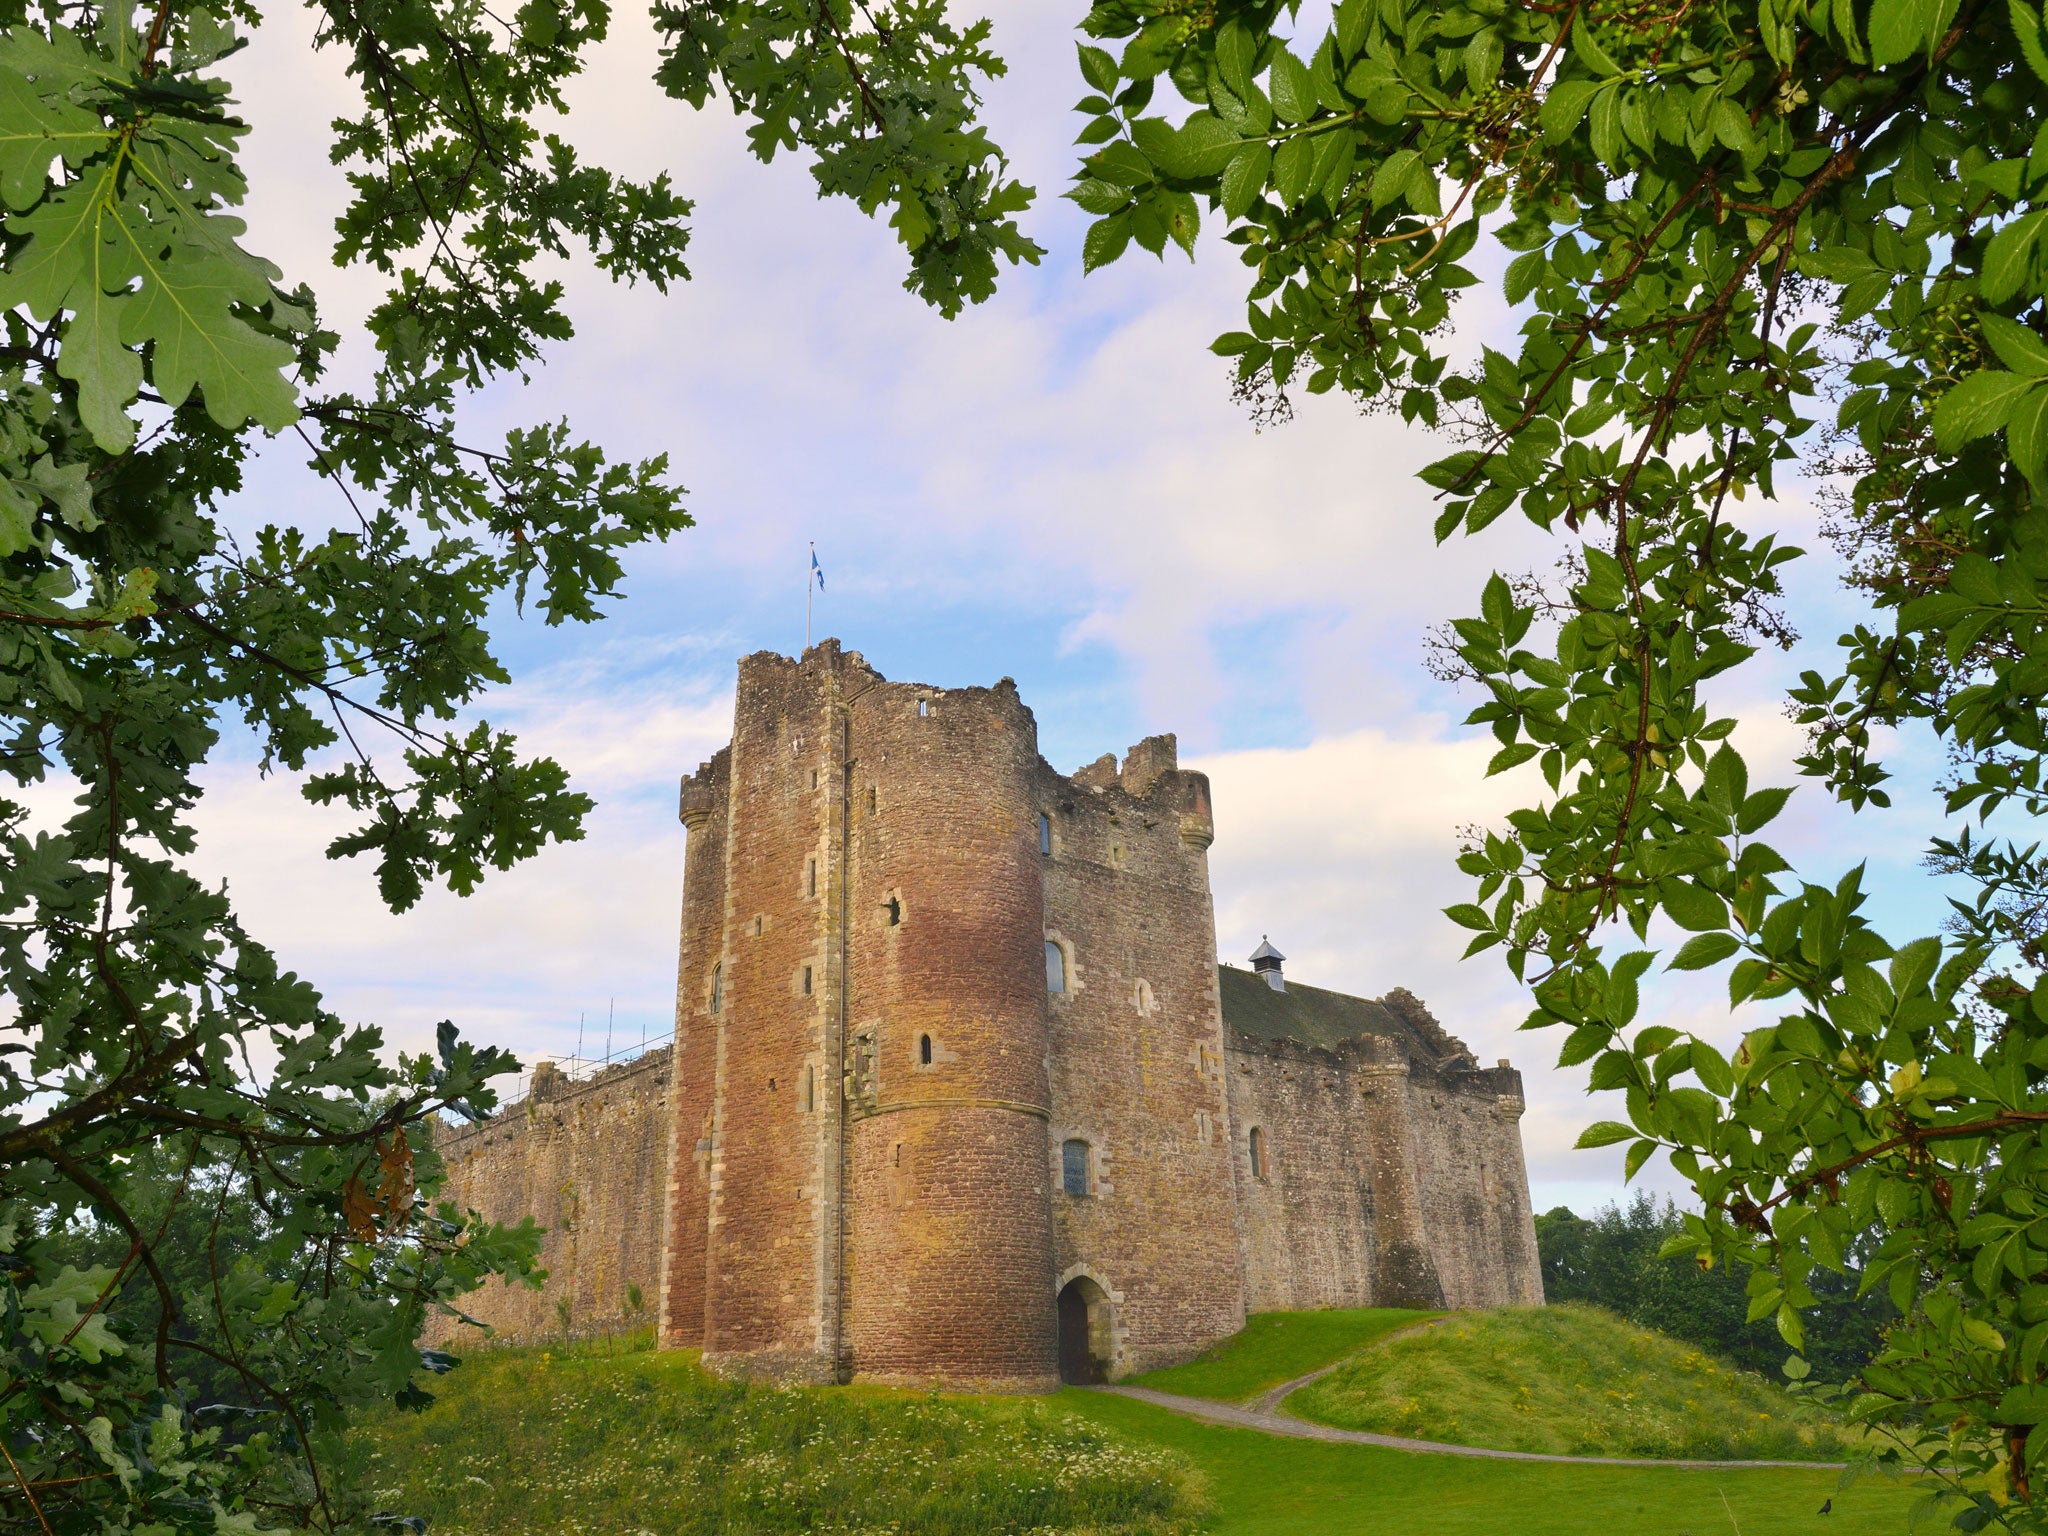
842, 677, 1059, 1389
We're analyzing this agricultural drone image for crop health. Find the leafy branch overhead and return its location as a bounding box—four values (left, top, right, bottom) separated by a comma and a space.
1075, 0, 2048, 1518
0, 0, 1035, 1528
653, 0, 1043, 315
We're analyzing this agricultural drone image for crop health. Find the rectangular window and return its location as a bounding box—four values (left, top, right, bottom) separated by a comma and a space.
1039, 812, 1051, 856
1061, 1138, 1090, 1197
807, 858, 817, 897
801, 966, 813, 996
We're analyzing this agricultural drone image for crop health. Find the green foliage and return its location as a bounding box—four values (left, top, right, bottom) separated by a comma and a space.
352, 1339, 1204, 1536
1538, 1196, 1895, 1382
0, 0, 1034, 1526
1070, 1389, 1918, 1536
651, 0, 1042, 316
1290, 1303, 1849, 1461
1130, 1306, 1439, 1402
1071, 0, 2048, 1518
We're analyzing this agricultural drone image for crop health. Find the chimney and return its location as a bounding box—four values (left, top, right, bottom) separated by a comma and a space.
1249, 936, 1286, 992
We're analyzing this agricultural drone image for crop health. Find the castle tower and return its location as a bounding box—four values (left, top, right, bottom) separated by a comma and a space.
841, 667, 1059, 1389
661, 643, 1059, 1387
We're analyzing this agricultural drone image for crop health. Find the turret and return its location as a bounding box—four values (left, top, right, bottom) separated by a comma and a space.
1249, 937, 1286, 992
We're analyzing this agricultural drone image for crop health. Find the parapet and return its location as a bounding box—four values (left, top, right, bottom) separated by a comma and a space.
1380, 987, 1472, 1066
1120, 734, 1176, 797
1049, 734, 1213, 849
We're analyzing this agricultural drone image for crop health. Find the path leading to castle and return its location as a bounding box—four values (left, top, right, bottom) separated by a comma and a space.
1091, 1371, 1845, 1471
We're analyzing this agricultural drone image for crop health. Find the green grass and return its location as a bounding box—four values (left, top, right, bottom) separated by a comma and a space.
352, 1339, 1203, 1535
1289, 1302, 1848, 1462
352, 1321, 1924, 1536
1131, 1308, 1440, 1403
1060, 1389, 1921, 1536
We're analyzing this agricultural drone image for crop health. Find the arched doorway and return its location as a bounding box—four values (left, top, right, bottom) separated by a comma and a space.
1056, 1276, 1111, 1384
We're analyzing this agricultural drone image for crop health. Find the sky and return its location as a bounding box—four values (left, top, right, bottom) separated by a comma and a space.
152, 0, 1968, 1215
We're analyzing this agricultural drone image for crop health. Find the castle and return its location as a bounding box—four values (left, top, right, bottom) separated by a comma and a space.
433, 643, 1543, 1389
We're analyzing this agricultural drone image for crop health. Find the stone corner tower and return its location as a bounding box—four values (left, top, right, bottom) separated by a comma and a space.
658, 640, 1061, 1390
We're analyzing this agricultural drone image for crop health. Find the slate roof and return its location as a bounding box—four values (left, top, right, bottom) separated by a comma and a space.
1217, 964, 1436, 1056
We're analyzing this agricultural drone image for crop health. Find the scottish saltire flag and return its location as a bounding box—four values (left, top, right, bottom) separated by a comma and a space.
811, 547, 825, 590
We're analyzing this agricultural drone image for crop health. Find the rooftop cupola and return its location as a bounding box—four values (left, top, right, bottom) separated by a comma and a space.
1249, 936, 1286, 992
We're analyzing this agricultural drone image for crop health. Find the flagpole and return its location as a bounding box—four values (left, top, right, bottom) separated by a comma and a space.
807, 542, 814, 651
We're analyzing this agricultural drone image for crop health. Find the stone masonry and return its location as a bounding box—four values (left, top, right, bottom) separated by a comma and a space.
431, 1050, 672, 1341
434, 643, 1544, 1383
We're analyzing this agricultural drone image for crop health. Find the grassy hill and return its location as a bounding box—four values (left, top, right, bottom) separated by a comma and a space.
1130, 1307, 1440, 1402
1288, 1302, 1849, 1461
353, 1340, 1202, 1535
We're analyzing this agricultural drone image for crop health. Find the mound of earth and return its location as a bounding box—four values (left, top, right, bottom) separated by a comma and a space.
1288, 1302, 1847, 1461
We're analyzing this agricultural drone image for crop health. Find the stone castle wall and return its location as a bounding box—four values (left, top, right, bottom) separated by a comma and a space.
1226, 1031, 1543, 1312
429, 1048, 672, 1343
1404, 1057, 1545, 1309
1040, 740, 1246, 1376
1226, 1034, 1386, 1311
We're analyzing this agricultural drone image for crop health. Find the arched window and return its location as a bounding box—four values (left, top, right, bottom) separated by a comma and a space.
1039, 812, 1052, 855
710, 962, 722, 1014
918, 697, 929, 717
1248, 1126, 1267, 1180
1045, 940, 1066, 994
1062, 1138, 1090, 1197
919, 1033, 933, 1066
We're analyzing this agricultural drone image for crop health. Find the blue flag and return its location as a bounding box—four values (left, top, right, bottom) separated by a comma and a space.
811, 548, 824, 590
